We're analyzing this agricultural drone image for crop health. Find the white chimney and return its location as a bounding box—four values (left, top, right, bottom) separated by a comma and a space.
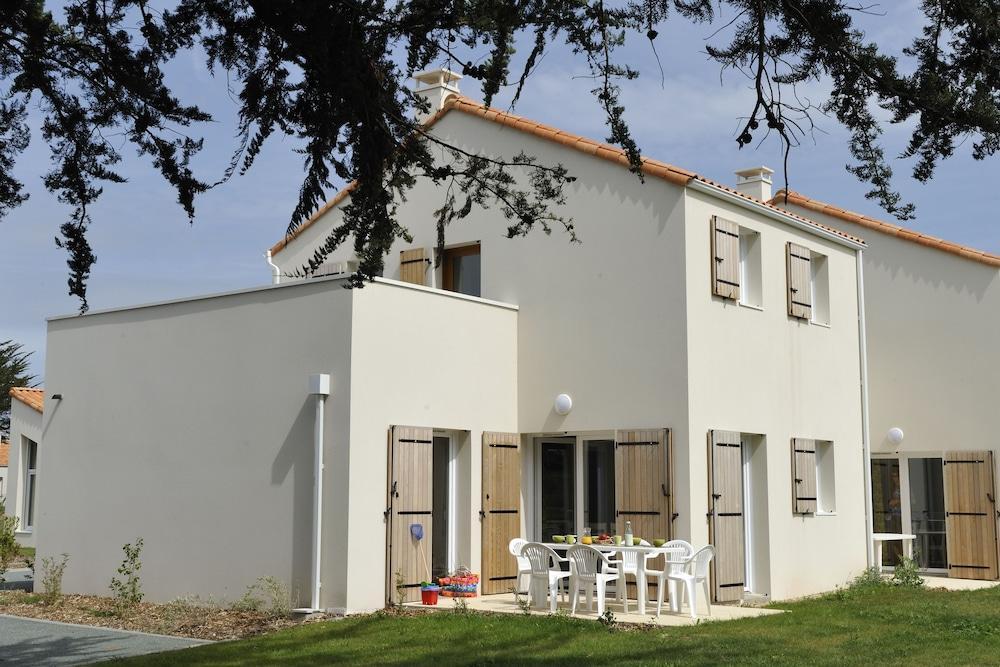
413, 69, 463, 123
734, 166, 774, 202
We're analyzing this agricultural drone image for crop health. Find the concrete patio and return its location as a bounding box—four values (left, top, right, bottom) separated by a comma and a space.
404, 593, 783, 626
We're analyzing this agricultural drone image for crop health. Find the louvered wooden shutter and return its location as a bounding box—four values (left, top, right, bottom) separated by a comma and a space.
711, 216, 741, 300
615, 428, 672, 600
387, 425, 434, 604
786, 242, 812, 319
481, 432, 522, 595
944, 451, 999, 580
400, 247, 428, 285
708, 430, 745, 602
791, 438, 817, 514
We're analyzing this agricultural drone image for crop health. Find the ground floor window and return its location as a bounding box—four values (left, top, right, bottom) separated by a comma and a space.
534, 435, 618, 540
431, 434, 454, 579
23, 438, 37, 530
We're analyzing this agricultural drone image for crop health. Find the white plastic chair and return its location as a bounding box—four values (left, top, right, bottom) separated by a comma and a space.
508, 538, 530, 594
656, 539, 694, 614
616, 538, 659, 613
520, 542, 570, 612
566, 544, 620, 616
665, 545, 715, 619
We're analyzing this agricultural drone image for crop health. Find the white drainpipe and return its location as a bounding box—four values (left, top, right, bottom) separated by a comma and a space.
297, 374, 330, 613
856, 250, 875, 568
266, 251, 281, 285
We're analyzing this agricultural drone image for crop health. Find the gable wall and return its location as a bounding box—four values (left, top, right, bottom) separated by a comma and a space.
781, 203, 1000, 457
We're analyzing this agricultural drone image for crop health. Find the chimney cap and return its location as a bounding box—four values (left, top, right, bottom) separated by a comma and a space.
734, 165, 774, 182
414, 68, 463, 91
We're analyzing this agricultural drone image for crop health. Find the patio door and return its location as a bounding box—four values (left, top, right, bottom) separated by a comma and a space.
708, 430, 745, 602
387, 425, 434, 604
943, 451, 999, 580
481, 431, 521, 595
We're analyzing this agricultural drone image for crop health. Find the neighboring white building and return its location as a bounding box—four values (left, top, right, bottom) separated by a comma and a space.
24, 69, 999, 614
774, 190, 1000, 579
7, 387, 43, 549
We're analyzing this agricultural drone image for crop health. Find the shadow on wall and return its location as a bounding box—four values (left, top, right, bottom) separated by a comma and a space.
271, 397, 314, 607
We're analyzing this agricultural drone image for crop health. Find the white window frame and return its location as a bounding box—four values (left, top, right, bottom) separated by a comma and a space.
22, 437, 37, 531
738, 227, 763, 310
815, 440, 836, 515
809, 251, 831, 326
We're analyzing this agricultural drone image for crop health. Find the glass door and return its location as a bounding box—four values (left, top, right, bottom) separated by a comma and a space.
907, 458, 948, 571
871, 458, 903, 566
583, 440, 616, 537
539, 440, 576, 539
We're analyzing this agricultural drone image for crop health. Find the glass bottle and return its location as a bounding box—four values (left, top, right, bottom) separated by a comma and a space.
624, 520, 633, 547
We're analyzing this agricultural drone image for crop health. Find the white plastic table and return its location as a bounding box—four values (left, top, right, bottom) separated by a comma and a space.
543, 542, 686, 614
871, 533, 916, 573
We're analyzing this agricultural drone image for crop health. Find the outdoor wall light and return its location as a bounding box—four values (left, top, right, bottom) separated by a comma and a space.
887, 427, 904, 446
554, 393, 573, 416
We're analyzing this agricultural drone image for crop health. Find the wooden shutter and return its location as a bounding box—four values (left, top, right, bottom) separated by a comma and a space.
944, 451, 999, 580
711, 216, 741, 300
400, 247, 427, 285
615, 428, 672, 600
786, 242, 812, 319
481, 431, 522, 595
387, 425, 434, 603
791, 438, 818, 514
708, 430, 745, 602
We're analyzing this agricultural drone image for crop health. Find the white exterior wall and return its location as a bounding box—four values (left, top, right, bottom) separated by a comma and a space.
345, 280, 518, 612
273, 108, 869, 599
40, 278, 356, 606
684, 190, 867, 599
780, 202, 1000, 474
7, 399, 42, 549
275, 110, 695, 538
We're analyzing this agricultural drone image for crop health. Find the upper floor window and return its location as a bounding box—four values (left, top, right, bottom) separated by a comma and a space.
442, 243, 481, 297
711, 216, 761, 308
786, 243, 830, 325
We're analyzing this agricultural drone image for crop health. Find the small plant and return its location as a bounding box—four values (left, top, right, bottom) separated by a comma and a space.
0, 500, 19, 583
452, 597, 469, 614
39, 553, 69, 605
511, 586, 531, 616
109, 537, 144, 614
394, 569, 405, 607
598, 609, 616, 627
890, 555, 925, 588
848, 566, 885, 590
231, 576, 291, 617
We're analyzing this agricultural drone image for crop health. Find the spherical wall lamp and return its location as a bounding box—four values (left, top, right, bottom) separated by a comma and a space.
554, 393, 573, 416
887, 427, 904, 446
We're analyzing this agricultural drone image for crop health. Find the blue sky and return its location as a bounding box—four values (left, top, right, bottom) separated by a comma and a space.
2, 1, 997, 381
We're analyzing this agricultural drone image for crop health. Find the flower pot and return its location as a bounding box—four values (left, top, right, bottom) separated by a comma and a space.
421, 587, 440, 605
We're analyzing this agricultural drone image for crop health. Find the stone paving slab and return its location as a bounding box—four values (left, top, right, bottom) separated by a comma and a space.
0, 614, 209, 666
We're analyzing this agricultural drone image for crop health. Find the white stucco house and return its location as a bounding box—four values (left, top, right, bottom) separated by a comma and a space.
16, 70, 999, 613
0, 440, 9, 506
6, 387, 43, 549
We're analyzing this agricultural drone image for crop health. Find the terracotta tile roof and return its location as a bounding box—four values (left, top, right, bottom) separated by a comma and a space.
0, 441, 8, 467
774, 190, 1000, 268
9, 387, 43, 413
269, 95, 864, 256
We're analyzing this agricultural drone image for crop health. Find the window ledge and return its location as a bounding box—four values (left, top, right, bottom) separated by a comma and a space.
814, 511, 837, 517
738, 302, 764, 312
15, 529, 33, 535
810, 320, 831, 329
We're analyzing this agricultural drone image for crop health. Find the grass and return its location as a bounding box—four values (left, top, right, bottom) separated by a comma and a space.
117, 583, 1000, 666
18, 546, 35, 560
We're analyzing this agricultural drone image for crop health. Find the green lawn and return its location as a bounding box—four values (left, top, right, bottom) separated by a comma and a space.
122, 584, 1000, 666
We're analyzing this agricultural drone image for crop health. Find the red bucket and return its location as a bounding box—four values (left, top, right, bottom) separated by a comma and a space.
421, 587, 440, 605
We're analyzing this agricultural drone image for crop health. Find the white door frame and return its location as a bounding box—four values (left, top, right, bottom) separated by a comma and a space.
872, 451, 949, 574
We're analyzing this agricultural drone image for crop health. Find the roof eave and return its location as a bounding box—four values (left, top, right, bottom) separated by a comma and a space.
689, 180, 866, 251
